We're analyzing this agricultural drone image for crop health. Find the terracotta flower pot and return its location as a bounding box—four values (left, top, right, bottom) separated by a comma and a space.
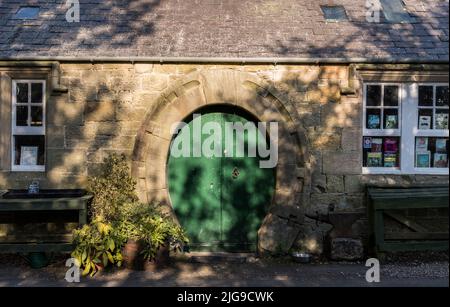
144, 242, 171, 271
155, 243, 170, 267
122, 239, 145, 271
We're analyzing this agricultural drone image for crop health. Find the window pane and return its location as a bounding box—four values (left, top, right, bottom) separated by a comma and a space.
363, 136, 400, 167
435, 109, 449, 130
380, 0, 415, 23
418, 109, 433, 130
16, 106, 28, 126
366, 108, 381, 129
31, 106, 43, 126
383, 108, 399, 129
321, 6, 348, 21
14, 135, 45, 166
418, 86, 434, 106
384, 86, 399, 106
415, 137, 448, 168
436, 86, 449, 107
31, 83, 43, 103
366, 85, 382, 106
16, 83, 28, 103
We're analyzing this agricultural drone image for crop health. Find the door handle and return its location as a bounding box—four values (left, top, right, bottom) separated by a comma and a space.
232, 167, 240, 179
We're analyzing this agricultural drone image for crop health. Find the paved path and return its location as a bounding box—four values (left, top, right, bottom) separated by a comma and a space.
0, 259, 448, 287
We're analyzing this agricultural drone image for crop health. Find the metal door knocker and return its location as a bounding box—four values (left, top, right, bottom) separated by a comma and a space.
232, 167, 240, 179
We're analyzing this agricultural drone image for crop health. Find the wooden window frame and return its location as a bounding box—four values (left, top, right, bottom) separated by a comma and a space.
11, 80, 46, 172
363, 82, 449, 175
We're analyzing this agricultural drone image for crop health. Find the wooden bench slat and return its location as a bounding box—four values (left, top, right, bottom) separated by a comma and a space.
385, 232, 449, 240
372, 196, 449, 210
367, 185, 448, 190
368, 189, 448, 196
368, 187, 448, 193
0, 234, 73, 243
0, 243, 74, 253
369, 190, 449, 196
385, 211, 429, 233
369, 194, 448, 198
0, 195, 92, 211
379, 242, 449, 252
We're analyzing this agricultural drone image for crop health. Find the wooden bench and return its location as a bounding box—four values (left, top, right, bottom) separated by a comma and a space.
367, 185, 449, 256
0, 191, 92, 253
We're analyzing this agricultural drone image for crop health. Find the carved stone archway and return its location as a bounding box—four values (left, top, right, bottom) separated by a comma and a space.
132, 68, 311, 254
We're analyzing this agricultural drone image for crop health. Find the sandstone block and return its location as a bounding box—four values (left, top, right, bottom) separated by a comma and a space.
330, 238, 364, 261
140, 74, 169, 91
344, 175, 364, 193
258, 213, 302, 255
134, 64, 154, 74
46, 125, 65, 148
84, 101, 115, 122
341, 129, 362, 151
323, 151, 361, 175
326, 175, 344, 193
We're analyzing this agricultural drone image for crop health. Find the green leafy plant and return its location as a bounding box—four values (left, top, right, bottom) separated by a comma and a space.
117, 202, 188, 261
73, 153, 188, 276
71, 218, 125, 276
87, 153, 138, 222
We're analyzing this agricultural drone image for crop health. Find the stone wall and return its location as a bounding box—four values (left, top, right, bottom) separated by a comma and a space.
0, 63, 448, 255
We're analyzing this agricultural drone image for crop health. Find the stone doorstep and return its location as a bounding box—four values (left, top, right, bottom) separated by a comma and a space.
174, 252, 256, 264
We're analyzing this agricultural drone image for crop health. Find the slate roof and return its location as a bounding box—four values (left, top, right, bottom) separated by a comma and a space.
0, 0, 449, 61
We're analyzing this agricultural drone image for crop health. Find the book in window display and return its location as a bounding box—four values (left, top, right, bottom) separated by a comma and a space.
416, 137, 429, 151
435, 138, 447, 153
384, 138, 398, 153
419, 115, 431, 129
367, 114, 380, 129
385, 115, 398, 129
435, 113, 449, 130
416, 151, 431, 168
363, 137, 372, 149
371, 138, 383, 152
383, 153, 397, 167
367, 152, 382, 167
434, 153, 448, 168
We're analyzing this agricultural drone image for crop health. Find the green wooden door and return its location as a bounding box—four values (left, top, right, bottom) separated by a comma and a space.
168, 111, 275, 251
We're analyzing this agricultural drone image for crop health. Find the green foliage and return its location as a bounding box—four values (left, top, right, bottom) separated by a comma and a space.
73, 153, 188, 276
71, 218, 125, 277
87, 153, 138, 221
117, 202, 189, 261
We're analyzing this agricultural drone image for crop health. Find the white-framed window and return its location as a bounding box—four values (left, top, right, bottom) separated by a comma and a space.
11, 80, 46, 172
362, 82, 449, 175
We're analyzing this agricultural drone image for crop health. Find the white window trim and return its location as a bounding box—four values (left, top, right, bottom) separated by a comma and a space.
362, 82, 449, 175
11, 80, 46, 172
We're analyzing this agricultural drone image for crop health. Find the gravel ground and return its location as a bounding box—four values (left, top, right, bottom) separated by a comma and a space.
0, 252, 448, 287
381, 263, 448, 279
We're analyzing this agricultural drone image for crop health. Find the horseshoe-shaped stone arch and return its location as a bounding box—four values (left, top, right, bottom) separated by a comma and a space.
131, 68, 311, 254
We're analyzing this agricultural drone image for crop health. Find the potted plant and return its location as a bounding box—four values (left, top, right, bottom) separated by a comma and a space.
72, 153, 188, 275
117, 202, 188, 270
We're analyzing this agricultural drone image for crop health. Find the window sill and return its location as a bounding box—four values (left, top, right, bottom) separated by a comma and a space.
11, 165, 45, 172
412, 168, 449, 175
362, 167, 449, 175
362, 167, 402, 175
